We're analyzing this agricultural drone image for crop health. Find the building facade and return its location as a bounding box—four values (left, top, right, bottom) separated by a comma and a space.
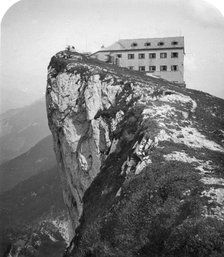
91, 36, 185, 84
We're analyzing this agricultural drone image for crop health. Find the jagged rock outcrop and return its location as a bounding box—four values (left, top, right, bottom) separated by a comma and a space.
46, 50, 224, 257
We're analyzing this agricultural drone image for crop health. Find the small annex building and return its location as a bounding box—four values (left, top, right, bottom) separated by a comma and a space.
90, 36, 185, 85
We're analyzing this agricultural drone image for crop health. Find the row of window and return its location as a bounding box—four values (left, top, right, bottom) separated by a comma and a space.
128, 65, 179, 72
131, 41, 179, 47
126, 52, 178, 59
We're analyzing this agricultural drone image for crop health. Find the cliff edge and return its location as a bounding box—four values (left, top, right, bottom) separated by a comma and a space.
46, 50, 224, 257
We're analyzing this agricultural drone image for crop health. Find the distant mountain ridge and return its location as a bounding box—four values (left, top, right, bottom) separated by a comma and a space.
0, 86, 43, 114
0, 96, 68, 257
0, 135, 56, 193
0, 98, 50, 164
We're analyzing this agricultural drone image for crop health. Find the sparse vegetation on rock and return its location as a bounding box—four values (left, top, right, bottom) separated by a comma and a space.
46, 51, 224, 257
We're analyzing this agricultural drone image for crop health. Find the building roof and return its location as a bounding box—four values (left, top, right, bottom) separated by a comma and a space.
93, 36, 184, 54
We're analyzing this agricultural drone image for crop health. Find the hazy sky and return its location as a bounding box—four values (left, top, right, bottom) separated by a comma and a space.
1, 0, 224, 106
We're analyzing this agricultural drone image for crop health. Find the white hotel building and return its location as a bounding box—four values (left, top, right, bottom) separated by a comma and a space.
91, 36, 185, 85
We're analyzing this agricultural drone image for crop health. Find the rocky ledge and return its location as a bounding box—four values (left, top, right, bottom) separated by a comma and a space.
46, 50, 224, 257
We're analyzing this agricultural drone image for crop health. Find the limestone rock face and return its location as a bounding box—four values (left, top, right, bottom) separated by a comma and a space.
46, 53, 123, 231
46, 51, 224, 257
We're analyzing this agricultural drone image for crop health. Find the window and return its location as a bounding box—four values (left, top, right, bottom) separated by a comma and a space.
171, 65, 178, 71
160, 65, 167, 71
138, 53, 145, 59
131, 42, 138, 47
139, 66, 145, 71
128, 54, 135, 59
149, 66, 156, 72
144, 42, 151, 46
149, 53, 156, 59
171, 52, 178, 58
117, 54, 122, 58
105, 55, 112, 63
160, 52, 167, 58
128, 66, 134, 70
158, 42, 164, 46
171, 41, 178, 45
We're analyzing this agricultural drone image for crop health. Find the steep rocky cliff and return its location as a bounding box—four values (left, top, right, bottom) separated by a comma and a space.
46, 50, 224, 257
